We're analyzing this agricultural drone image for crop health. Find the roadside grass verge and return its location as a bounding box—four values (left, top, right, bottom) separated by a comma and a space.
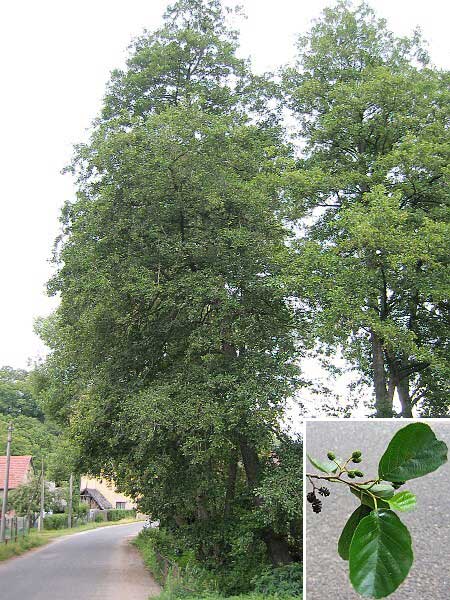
0, 517, 142, 562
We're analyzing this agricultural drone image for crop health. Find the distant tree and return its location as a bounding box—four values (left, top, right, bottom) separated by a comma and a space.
0, 366, 44, 420
8, 476, 64, 518
0, 415, 55, 463
284, 1, 450, 417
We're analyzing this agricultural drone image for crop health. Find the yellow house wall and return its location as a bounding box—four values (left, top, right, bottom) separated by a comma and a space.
80, 476, 136, 510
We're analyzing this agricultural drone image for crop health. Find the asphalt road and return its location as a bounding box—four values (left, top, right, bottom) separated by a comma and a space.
0, 522, 160, 600
305, 420, 450, 600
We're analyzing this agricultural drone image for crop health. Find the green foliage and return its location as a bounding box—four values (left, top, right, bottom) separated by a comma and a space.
387, 491, 416, 512
306, 422, 448, 597
349, 483, 394, 510
0, 532, 49, 562
8, 477, 64, 517
254, 436, 302, 554
94, 513, 105, 523
77, 502, 89, 516
251, 564, 303, 597
349, 510, 413, 599
103, 0, 244, 119
107, 509, 136, 521
0, 366, 43, 420
0, 414, 57, 469
378, 422, 448, 481
134, 527, 302, 598
39, 0, 300, 578
43, 513, 68, 530
135, 527, 217, 590
338, 505, 371, 560
306, 453, 338, 474
0, 369, 73, 483
284, 0, 450, 416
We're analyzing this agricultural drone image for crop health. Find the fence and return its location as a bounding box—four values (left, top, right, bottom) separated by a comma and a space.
1, 516, 31, 544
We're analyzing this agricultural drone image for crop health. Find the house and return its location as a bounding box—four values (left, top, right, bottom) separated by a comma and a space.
0, 455, 33, 491
80, 476, 136, 510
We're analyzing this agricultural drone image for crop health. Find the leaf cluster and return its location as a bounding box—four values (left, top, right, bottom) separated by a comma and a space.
307, 423, 448, 597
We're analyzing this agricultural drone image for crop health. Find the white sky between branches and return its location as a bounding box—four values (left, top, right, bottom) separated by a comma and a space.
0, 0, 449, 375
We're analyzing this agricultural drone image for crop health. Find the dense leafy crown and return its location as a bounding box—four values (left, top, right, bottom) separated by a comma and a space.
39, 0, 301, 577
284, 0, 450, 416
102, 0, 248, 122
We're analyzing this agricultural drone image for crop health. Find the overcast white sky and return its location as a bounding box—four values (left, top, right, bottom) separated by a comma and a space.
0, 0, 449, 370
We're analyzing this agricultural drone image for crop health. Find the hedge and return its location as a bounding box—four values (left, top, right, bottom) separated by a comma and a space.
106, 509, 136, 521
43, 514, 68, 530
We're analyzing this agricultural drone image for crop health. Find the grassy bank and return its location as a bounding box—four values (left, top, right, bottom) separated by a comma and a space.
0, 517, 141, 562
134, 528, 302, 600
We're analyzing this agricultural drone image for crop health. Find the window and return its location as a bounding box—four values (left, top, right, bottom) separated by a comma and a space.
116, 502, 126, 509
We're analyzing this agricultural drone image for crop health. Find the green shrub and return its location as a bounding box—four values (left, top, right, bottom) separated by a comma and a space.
76, 503, 89, 516
94, 513, 105, 523
106, 508, 136, 521
43, 514, 68, 530
134, 528, 302, 600
252, 563, 302, 598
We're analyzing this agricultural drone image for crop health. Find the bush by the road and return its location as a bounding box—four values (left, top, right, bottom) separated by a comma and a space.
107, 509, 136, 521
42, 510, 135, 530
252, 564, 303, 597
134, 528, 302, 600
43, 514, 68, 530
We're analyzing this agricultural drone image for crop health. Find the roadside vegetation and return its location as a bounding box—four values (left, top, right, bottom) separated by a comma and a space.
134, 528, 302, 599
0, 516, 140, 562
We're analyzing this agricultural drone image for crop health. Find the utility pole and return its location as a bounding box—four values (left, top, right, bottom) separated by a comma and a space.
68, 473, 73, 528
0, 423, 13, 542
38, 459, 45, 531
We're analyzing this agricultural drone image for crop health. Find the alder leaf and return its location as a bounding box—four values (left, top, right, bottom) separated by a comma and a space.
379, 423, 447, 482
338, 504, 371, 560
349, 509, 413, 598
306, 453, 339, 474
387, 491, 416, 512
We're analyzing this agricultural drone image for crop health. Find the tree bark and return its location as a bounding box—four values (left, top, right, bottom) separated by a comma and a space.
223, 451, 238, 519
238, 437, 293, 565
397, 376, 413, 417
239, 437, 260, 488
262, 531, 293, 566
371, 330, 393, 417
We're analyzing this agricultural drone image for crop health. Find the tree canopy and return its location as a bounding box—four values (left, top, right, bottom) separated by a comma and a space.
32, 0, 449, 594
0, 366, 44, 420
40, 0, 302, 577
284, 0, 450, 417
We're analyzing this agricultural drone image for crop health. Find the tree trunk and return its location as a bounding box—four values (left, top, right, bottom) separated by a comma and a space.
174, 515, 187, 527
239, 437, 260, 488
371, 331, 392, 417
223, 451, 238, 519
397, 376, 413, 417
196, 494, 209, 521
262, 531, 293, 566
238, 437, 293, 565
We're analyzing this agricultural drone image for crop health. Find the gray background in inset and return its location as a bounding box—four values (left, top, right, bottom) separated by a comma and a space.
305, 420, 450, 600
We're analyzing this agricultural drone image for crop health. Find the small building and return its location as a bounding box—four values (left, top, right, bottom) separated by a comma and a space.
80, 476, 136, 510
0, 455, 33, 491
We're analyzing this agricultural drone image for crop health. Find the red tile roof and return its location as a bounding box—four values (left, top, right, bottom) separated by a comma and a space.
0, 456, 33, 490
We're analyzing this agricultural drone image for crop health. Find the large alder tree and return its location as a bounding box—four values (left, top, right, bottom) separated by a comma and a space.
39, 0, 301, 572
284, 1, 450, 417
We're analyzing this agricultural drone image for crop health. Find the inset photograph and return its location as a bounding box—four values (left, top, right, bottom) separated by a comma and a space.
305, 420, 449, 599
